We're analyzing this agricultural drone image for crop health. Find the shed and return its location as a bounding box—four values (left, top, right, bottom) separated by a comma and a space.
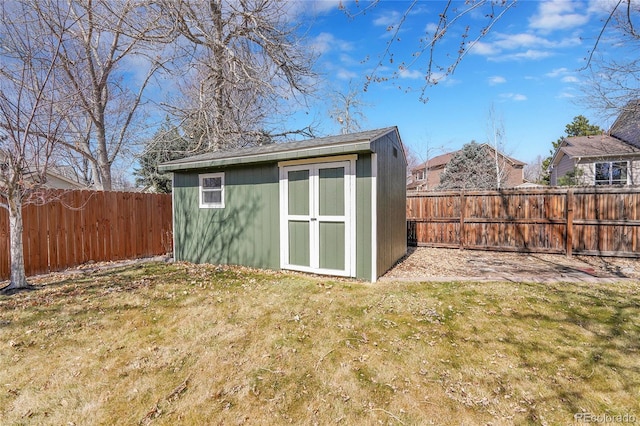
158, 127, 407, 282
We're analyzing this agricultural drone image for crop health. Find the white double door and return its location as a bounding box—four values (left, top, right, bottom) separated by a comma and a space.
279, 159, 355, 277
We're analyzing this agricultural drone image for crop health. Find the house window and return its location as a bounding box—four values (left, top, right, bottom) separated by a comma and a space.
199, 172, 225, 208
595, 161, 628, 185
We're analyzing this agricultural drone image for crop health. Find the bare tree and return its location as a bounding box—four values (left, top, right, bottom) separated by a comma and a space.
328, 82, 369, 134
583, 1, 640, 117
486, 105, 510, 189
524, 155, 545, 184
340, 0, 518, 102
159, 0, 318, 151
36, 0, 170, 190
410, 139, 450, 191
0, 0, 70, 290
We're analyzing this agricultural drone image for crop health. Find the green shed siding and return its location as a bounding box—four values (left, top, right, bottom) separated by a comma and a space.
173, 163, 280, 269
355, 154, 373, 281
371, 131, 407, 278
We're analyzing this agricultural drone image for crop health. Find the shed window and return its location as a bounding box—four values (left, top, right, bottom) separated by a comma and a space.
199, 172, 225, 208
595, 162, 627, 185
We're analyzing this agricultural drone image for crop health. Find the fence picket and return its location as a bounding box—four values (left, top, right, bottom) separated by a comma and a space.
1, 190, 172, 281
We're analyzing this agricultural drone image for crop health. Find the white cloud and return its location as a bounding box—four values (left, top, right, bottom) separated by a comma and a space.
309, 32, 353, 55
557, 91, 576, 98
546, 67, 570, 77
490, 49, 553, 62
425, 22, 439, 34
488, 76, 506, 85
336, 69, 358, 80
529, 0, 589, 32
469, 41, 499, 56
500, 93, 528, 102
544, 67, 579, 83
561, 75, 579, 83
373, 10, 402, 28
495, 33, 547, 49
399, 68, 423, 79
469, 31, 581, 62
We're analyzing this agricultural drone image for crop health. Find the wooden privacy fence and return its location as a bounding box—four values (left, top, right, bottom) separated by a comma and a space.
407, 187, 640, 257
1, 190, 172, 281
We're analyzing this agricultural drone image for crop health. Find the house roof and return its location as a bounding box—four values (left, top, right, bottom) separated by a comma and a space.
412, 144, 525, 173
159, 127, 402, 172
412, 152, 454, 172
553, 134, 640, 163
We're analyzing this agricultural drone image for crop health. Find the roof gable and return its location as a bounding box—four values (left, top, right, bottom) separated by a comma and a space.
610, 100, 640, 148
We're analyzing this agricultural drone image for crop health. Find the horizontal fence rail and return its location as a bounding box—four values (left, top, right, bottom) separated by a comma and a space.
1, 190, 173, 281
407, 187, 640, 257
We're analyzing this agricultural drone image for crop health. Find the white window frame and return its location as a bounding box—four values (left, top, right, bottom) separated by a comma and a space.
594, 161, 628, 186
199, 172, 225, 208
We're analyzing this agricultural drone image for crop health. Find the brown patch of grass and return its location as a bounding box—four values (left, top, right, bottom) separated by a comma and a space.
0, 263, 638, 424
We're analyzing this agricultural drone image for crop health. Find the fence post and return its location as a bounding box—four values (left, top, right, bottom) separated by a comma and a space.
459, 191, 466, 249
566, 189, 574, 257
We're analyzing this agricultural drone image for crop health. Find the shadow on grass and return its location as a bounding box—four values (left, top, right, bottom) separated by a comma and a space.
0, 285, 38, 296
499, 281, 640, 413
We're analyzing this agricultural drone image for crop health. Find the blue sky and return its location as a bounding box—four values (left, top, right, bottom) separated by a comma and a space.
292, 0, 628, 166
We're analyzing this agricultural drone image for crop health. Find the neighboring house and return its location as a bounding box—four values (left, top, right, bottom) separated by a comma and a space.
408, 144, 525, 191
0, 151, 85, 190
159, 127, 407, 282
42, 170, 86, 189
549, 105, 640, 186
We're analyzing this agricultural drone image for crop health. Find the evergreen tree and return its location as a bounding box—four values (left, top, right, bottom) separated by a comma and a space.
437, 142, 499, 190
540, 115, 603, 184
135, 118, 192, 193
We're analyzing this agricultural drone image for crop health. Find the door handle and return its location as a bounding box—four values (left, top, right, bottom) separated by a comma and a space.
310, 218, 317, 221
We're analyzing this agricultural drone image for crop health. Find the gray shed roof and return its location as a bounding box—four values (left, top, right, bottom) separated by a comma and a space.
159, 127, 401, 172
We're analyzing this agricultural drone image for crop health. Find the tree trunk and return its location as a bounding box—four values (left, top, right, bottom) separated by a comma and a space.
95, 116, 112, 191
4, 195, 29, 290
211, 0, 224, 151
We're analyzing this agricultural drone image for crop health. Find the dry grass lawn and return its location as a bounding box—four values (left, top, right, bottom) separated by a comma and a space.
0, 262, 638, 425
